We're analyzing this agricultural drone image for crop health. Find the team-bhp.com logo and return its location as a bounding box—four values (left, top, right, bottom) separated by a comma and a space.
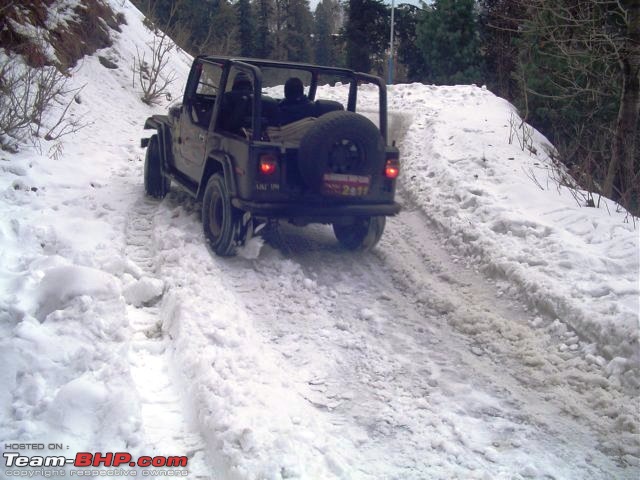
4, 452, 189, 476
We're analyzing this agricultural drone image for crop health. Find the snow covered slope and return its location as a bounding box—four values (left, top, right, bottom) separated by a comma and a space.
1, 1, 638, 479
392, 84, 638, 367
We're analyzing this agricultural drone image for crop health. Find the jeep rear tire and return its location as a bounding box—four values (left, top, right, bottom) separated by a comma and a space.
333, 216, 386, 251
144, 134, 170, 198
202, 174, 240, 256
298, 111, 385, 192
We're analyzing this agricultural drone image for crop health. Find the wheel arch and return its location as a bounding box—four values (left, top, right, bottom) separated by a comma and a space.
198, 154, 236, 201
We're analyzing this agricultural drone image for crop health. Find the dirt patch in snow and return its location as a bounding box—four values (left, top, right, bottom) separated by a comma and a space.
0, 0, 126, 70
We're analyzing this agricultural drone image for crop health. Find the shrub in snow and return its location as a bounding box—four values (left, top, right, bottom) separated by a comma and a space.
0, 53, 85, 152
132, 32, 176, 105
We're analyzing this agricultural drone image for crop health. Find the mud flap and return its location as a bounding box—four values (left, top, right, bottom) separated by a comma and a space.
235, 212, 254, 247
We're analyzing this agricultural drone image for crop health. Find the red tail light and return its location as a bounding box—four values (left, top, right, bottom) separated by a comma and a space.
385, 158, 400, 179
259, 154, 277, 175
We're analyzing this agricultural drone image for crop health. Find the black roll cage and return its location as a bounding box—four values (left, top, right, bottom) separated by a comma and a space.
183, 55, 389, 144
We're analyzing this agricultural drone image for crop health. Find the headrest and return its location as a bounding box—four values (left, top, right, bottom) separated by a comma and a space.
232, 72, 252, 92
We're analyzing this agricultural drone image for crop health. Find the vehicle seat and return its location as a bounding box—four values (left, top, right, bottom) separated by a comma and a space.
220, 91, 252, 132
280, 100, 316, 125
261, 96, 281, 127
315, 100, 344, 117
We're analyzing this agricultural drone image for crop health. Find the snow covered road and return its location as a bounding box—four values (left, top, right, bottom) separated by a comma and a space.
143, 184, 638, 479
1, 1, 638, 478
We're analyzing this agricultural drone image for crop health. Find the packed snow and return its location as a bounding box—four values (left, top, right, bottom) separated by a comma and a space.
1, 1, 638, 479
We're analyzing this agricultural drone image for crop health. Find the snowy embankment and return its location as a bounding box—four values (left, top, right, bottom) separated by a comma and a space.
392, 84, 639, 378
0, 0, 196, 471
319, 82, 638, 382
0, 0, 638, 478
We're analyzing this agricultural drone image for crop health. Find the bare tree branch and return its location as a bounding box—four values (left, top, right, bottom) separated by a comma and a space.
132, 31, 177, 105
0, 55, 88, 151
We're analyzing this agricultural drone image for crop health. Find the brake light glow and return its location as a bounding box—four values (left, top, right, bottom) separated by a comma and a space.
385, 158, 400, 179
259, 154, 277, 175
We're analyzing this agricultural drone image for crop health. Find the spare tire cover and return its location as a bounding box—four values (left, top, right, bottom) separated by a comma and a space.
297, 111, 385, 192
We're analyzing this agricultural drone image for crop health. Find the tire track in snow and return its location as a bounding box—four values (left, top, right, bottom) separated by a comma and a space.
388, 109, 639, 457
381, 204, 640, 456
140, 182, 637, 478
243, 214, 638, 478
124, 194, 211, 478
124, 198, 159, 273
151, 191, 367, 479
389, 109, 639, 462
119, 111, 637, 478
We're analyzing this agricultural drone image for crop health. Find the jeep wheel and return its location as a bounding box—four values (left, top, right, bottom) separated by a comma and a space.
333, 216, 386, 251
202, 173, 241, 256
144, 134, 170, 198
298, 111, 385, 192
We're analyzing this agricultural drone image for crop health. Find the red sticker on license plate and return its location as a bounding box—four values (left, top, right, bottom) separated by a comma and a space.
322, 173, 370, 196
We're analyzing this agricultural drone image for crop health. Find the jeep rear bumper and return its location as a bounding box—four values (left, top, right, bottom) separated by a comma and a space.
232, 199, 401, 219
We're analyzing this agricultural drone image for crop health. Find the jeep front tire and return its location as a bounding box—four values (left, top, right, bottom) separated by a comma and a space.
144, 134, 170, 198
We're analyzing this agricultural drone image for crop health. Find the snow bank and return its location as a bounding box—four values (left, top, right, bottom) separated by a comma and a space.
0, 0, 191, 470
0, 251, 139, 450
394, 83, 638, 377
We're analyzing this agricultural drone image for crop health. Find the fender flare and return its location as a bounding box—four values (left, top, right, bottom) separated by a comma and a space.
143, 117, 173, 173
197, 154, 236, 200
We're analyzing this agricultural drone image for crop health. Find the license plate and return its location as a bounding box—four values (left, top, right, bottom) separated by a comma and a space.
322, 173, 370, 196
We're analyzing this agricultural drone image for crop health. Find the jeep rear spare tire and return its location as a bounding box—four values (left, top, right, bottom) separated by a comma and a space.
298, 111, 385, 192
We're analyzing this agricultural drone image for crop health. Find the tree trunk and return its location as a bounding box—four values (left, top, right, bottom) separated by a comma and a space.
604, 0, 640, 211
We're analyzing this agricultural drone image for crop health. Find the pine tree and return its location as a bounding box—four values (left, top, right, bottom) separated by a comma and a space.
132, 0, 238, 55
513, 0, 638, 211
201, 0, 238, 55
416, 0, 483, 84
314, 0, 341, 66
344, 0, 389, 74
254, 0, 272, 58
236, 0, 255, 57
394, 4, 423, 81
477, 0, 522, 99
283, 0, 314, 61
